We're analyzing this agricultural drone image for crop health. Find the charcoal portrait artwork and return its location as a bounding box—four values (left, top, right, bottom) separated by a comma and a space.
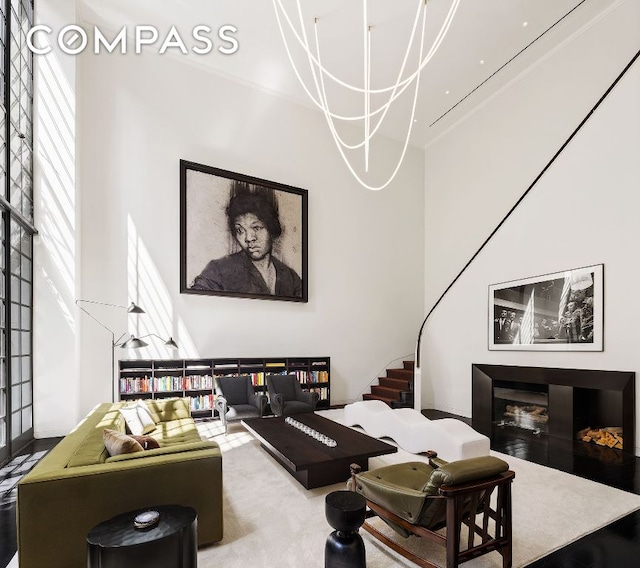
488, 264, 603, 351
180, 161, 308, 302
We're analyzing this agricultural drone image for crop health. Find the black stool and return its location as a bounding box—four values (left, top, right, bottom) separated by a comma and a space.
87, 505, 197, 568
324, 490, 366, 568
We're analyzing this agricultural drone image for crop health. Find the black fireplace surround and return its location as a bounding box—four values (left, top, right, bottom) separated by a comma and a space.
472, 364, 635, 454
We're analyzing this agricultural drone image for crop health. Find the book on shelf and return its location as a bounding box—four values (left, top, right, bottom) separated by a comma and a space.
189, 394, 213, 411
312, 370, 329, 383
213, 372, 239, 380
184, 374, 213, 390
292, 370, 329, 384
154, 375, 185, 392
120, 376, 152, 394
307, 386, 329, 400
250, 372, 265, 386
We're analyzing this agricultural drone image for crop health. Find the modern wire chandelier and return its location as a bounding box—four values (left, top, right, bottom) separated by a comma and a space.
273, 0, 460, 190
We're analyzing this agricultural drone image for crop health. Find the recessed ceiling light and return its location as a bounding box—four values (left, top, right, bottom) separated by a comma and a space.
479, 59, 485, 65
445, 90, 450, 95
522, 21, 529, 27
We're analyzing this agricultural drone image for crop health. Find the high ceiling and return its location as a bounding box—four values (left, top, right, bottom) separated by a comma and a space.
78, 0, 615, 148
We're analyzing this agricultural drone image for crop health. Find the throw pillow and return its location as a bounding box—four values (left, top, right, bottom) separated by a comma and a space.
130, 434, 161, 450
120, 402, 156, 436
103, 428, 144, 457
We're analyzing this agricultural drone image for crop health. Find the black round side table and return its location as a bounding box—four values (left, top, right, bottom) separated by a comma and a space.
324, 490, 366, 568
87, 504, 197, 568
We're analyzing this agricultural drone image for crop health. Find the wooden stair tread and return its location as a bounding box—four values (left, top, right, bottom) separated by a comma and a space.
386, 369, 414, 380
362, 360, 415, 406
371, 385, 403, 397
379, 377, 412, 390
363, 393, 396, 405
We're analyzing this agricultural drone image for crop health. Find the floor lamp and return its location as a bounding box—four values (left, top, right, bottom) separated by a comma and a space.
76, 299, 178, 402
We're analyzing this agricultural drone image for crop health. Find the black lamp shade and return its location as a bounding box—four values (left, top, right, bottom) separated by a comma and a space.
127, 302, 145, 314
165, 337, 179, 349
120, 336, 149, 349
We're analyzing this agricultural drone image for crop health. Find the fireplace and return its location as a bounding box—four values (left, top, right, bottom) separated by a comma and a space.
472, 364, 635, 454
494, 382, 549, 434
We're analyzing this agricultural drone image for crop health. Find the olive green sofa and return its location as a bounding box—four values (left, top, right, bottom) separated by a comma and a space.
17, 398, 223, 568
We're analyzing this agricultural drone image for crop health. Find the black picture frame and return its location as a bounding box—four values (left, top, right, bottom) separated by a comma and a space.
180, 160, 308, 302
488, 264, 604, 351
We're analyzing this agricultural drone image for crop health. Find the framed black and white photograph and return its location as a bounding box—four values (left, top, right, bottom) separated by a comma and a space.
488, 264, 603, 351
180, 160, 308, 302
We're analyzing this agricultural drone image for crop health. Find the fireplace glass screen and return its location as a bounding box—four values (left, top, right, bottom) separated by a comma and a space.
494, 386, 549, 434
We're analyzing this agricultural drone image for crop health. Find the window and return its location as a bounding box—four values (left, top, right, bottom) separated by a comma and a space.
0, 0, 34, 463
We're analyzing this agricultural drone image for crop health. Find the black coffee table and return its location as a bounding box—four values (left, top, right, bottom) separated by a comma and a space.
242, 413, 397, 489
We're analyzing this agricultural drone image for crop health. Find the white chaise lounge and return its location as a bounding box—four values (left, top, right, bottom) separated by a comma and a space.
343, 400, 489, 462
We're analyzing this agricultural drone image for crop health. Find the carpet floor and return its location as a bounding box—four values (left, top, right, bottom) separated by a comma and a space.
196, 409, 640, 568
7, 409, 640, 567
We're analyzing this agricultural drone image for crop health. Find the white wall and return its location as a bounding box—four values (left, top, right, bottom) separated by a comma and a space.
33, 0, 81, 438
420, 1, 640, 452
32, 35, 425, 434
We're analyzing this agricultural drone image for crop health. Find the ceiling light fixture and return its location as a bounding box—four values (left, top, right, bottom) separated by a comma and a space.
273, 0, 460, 190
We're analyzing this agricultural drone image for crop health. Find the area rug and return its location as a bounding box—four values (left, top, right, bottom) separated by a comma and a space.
195, 410, 640, 568
7, 412, 639, 568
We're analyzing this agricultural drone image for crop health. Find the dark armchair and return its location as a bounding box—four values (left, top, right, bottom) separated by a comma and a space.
214, 375, 267, 433
349, 452, 514, 568
266, 374, 319, 417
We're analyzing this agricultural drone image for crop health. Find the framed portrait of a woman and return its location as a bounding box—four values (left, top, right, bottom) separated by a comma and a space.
180, 160, 308, 302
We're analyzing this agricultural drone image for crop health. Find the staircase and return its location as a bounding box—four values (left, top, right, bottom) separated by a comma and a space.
363, 360, 414, 408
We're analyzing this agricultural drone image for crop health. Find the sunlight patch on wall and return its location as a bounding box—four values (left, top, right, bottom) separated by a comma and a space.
35, 42, 76, 323
126, 214, 199, 359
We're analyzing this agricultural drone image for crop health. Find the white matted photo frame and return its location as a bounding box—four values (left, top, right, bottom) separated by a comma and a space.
488, 264, 603, 351
180, 160, 308, 302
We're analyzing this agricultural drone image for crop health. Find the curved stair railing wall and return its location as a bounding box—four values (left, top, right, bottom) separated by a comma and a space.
412, 47, 640, 412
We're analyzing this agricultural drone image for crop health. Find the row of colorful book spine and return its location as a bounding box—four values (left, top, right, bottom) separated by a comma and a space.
291, 370, 329, 383
120, 375, 214, 393
307, 386, 329, 400
120, 376, 152, 393
189, 394, 213, 411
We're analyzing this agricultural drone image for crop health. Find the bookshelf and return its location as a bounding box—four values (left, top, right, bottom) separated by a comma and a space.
119, 357, 331, 418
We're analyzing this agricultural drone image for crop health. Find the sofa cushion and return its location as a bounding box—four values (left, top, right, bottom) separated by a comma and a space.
66, 404, 126, 467
153, 419, 202, 446
422, 456, 509, 494
103, 429, 144, 457
145, 398, 192, 422
355, 462, 434, 524
105, 440, 221, 463
120, 402, 156, 435
130, 434, 161, 450
226, 404, 261, 420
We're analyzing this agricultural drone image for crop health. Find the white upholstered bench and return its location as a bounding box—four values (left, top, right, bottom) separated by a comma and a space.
343, 400, 489, 462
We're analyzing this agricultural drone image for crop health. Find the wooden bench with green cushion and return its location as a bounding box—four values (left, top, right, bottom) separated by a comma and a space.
17, 398, 222, 568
